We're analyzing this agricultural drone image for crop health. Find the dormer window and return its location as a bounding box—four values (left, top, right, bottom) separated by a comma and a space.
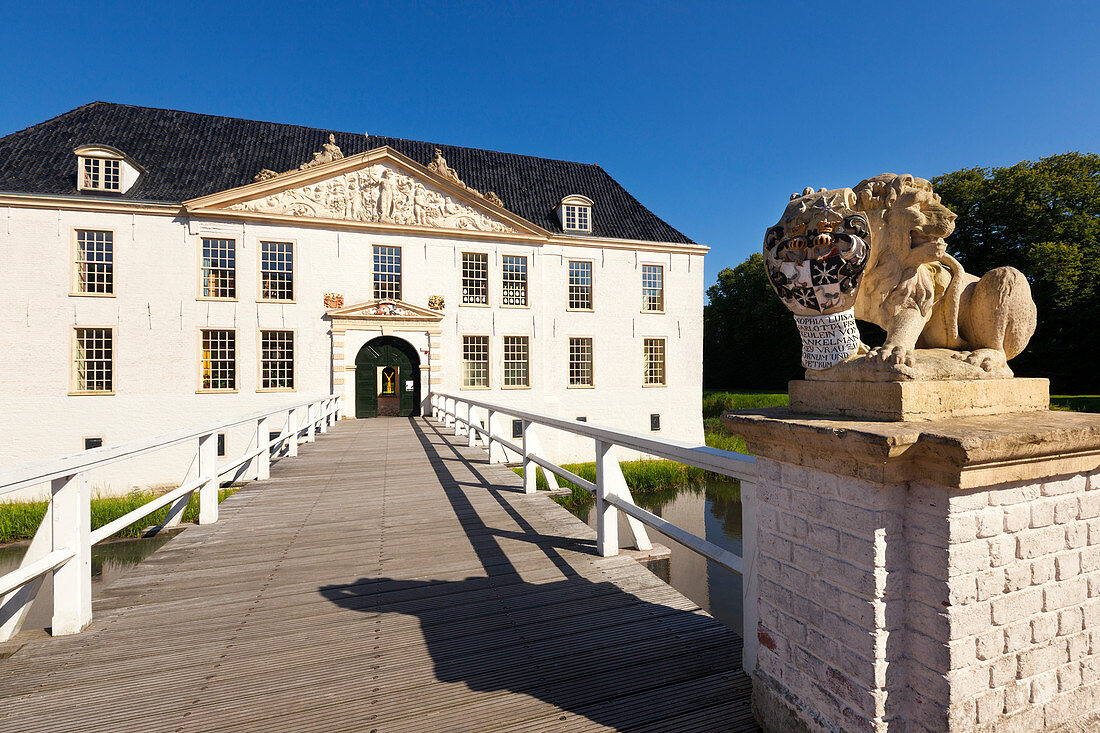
74, 146, 142, 194
83, 158, 120, 190
558, 195, 593, 233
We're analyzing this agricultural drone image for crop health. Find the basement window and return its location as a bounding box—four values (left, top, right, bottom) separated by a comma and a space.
83, 436, 103, 450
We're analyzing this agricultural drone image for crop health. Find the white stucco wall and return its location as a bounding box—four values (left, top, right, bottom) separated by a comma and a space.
0, 203, 704, 497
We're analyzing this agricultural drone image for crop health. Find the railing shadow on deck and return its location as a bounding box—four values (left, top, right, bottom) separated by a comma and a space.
318, 418, 755, 732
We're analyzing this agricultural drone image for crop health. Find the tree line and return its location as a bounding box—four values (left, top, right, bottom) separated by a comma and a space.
704, 153, 1100, 393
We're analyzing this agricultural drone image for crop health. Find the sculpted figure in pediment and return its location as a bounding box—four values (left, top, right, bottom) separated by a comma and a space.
229, 162, 516, 234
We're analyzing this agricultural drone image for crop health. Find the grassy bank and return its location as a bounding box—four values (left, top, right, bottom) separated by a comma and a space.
516, 419, 748, 513
1051, 396, 1100, 413
0, 488, 239, 544
702, 391, 788, 419
708, 390, 1099, 415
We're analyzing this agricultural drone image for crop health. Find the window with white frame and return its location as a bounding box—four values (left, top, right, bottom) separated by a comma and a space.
642, 265, 664, 312
81, 157, 121, 191
201, 238, 236, 299
201, 329, 236, 391
503, 336, 530, 387
644, 338, 666, 385
75, 146, 142, 194
502, 255, 528, 306
74, 327, 113, 393
568, 261, 593, 310
260, 330, 295, 390
260, 241, 294, 301
373, 245, 402, 300
568, 337, 593, 386
559, 195, 593, 233
564, 205, 589, 231
462, 336, 489, 387
75, 229, 114, 294
461, 252, 488, 305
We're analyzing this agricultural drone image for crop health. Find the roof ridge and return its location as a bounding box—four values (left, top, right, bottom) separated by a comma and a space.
368, 133, 602, 169
0, 101, 103, 141
0, 102, 696, 246
6, 101, 602, 170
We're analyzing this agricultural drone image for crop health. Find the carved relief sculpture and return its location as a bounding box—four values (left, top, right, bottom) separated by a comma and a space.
255, 134, 344, 181
765, 174, 1037, 381
363, 302, 413, 316
324, 293, 344, 309
427, 295, 445, 310
232, 161, 516, 234
764, 190, 871, 369
427, 148, 505, 209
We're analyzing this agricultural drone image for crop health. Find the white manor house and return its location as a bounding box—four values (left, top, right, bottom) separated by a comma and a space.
0, 102, 707, 493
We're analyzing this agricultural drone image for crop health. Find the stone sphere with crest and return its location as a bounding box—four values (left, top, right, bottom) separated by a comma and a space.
763, 187, 870, 317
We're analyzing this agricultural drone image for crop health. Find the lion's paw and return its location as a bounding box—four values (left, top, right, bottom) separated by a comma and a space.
868, 345, 914, 367
965, 348, 1008, 373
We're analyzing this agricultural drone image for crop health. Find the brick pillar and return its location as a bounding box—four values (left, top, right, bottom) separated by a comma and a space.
725, 409, 1100, 733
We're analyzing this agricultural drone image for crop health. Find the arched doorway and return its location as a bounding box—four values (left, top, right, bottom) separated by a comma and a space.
354, 336, 421, 417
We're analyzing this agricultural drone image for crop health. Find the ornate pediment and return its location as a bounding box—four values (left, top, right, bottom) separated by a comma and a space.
327, 299, 443, 322
185, 147, 535, 236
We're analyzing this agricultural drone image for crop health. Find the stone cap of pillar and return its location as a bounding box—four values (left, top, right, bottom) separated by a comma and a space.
723, 407, 1100, 489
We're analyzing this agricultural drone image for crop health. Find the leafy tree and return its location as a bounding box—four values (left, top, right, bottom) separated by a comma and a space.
933, 153, 1100, 391
703, 254, 802, 389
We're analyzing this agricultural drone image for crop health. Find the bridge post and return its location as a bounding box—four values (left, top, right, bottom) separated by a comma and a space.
256, 415, 271, 480
287, 408, 299, 457
306, 404, 317, 443
468, 405, 478, 448
456, 401, 467, 437
487, 409, 503, 463
445, 398, 455, 428
198, 432, 218, 525
595, 440, 619, 557
522, 420, 537, 494
740, 477, 759, 676
51, 473, 92, 636
319, 399, 329, 434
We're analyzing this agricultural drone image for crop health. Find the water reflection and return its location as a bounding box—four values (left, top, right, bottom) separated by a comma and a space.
0, 534, 175, 635
569, 479, 744, 635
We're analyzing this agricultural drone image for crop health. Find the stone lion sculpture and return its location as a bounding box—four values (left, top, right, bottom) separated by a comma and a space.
847, 173, 1036, 379
765, 174, 1038, 381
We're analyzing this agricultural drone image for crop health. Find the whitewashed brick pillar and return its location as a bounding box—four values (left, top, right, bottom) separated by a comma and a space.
726, 409, 1100, 733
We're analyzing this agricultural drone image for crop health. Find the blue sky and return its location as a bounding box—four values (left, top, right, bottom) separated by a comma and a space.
2, 0, 1098, 283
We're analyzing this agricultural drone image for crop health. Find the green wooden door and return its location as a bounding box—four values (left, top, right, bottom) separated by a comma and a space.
355, 338, 420, 418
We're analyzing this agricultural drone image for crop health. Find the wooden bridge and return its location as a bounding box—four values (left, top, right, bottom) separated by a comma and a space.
0, 410, 757, 731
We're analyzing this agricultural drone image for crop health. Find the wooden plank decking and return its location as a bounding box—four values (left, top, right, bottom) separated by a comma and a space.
0, 417, 756, 732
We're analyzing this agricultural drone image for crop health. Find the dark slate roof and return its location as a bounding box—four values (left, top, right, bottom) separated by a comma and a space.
0, 102, 694, 244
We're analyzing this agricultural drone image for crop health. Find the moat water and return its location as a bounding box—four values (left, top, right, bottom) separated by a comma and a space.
568, 478, 745, 636
0, 533, 175, 635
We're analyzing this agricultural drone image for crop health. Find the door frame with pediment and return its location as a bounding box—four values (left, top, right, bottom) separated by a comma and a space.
328, 300, 442, 419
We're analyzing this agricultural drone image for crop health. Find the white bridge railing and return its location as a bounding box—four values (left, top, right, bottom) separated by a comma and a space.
430, 392, 760, 674
0, 394, 341, 642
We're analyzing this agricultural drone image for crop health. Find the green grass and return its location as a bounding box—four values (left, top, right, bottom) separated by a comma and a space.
702, 391, 788, 419
0, 487, 239, 545
1050, 396, 1100, 413
517, 419, 749, 513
